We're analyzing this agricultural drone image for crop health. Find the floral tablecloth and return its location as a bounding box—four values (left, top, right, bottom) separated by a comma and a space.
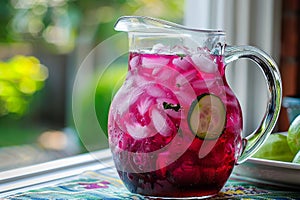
3, 167, 300, 200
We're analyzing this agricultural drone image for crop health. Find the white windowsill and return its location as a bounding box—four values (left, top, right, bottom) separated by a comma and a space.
0, 148, 114, 197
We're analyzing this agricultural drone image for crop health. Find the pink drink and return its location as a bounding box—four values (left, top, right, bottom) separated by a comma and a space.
108, 51, 243, 198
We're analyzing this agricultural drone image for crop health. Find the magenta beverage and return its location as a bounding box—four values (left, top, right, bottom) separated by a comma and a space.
108, 50, 243, 198
107, 15, 282, 199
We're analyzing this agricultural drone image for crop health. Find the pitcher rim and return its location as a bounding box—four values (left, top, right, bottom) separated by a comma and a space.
114, 16, 226, 36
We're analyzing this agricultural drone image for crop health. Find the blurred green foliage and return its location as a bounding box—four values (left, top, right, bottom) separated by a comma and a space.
0, 0, 184, 151
0, 0, 184, 119
1, 0, 184, 53
0, 55, 48, 117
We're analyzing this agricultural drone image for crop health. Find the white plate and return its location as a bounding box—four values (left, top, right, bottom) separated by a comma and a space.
233, 157, 300, 188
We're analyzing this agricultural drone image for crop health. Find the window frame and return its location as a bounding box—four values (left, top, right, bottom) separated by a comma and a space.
184, 0, 282, 135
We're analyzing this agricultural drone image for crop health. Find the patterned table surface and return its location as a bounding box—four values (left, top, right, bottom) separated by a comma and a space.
2, 164, 300, 200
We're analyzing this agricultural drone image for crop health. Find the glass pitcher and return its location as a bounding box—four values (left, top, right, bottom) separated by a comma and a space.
108, 16, 282, 199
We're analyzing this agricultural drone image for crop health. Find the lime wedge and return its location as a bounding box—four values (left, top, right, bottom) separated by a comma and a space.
253, 133, 295, 162
287, 115, 300, 154
292, 150, 300, 164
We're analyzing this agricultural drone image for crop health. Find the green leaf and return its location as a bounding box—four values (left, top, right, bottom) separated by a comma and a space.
163, 102, 181, 112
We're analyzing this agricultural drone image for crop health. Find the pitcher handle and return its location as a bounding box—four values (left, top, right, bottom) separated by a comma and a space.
224, 45, 282, 164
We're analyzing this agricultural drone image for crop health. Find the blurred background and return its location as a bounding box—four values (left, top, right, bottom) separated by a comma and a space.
0, 0, 184, 171
0, 0, 299, 171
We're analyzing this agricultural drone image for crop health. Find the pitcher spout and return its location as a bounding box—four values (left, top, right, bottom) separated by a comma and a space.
114, 16, 226, 55
114, 16, 186, 33
114, 16, 225, 35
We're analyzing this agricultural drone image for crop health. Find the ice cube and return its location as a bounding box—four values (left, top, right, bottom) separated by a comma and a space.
137, 97, 154, 116
171, 45, 190, 55
129, 55, 140, 70
172, 57, 193, 71
116, 86, 143, 115
146, 84, 166, 98
151, 108, 174, 137
175, 69, 198, 86
191, 54, 217, 73
125, 122, 156, 140
142, 56, 169, 69
151, 43, 170, 54
191, 79, 215, 90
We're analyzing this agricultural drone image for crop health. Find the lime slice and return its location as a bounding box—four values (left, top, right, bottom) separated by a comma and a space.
292, 150, 300, 164
287, 115, 300, 154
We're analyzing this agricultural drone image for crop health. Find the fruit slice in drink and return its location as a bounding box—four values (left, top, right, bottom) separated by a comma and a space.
188, 93, 226, 140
